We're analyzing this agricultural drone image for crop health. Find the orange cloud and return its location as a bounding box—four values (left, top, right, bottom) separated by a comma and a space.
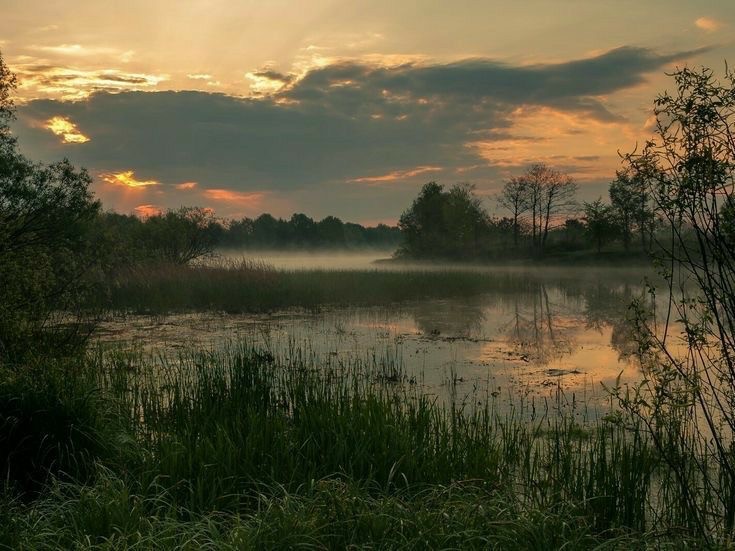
350, 165, 442, 184
102, 170, 160, 188
468, 106, 640, 180
695, 17, 723, 32
176, 181, 198, 190
202, 188, 264, 206
12, 64, 166, 101
44, 116, 89, 143
134, 204, 162, 218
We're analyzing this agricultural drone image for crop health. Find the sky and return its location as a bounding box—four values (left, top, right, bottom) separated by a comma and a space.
2, 0, 734, 224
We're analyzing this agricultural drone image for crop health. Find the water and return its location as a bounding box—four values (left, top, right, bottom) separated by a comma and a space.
98, 252, 656, 411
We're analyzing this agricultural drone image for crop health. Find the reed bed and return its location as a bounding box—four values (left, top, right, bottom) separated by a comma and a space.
0, 342, 725, 548
99, 260, 649, 314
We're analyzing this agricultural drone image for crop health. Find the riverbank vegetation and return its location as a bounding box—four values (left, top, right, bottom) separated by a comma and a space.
0, 345, 716, 548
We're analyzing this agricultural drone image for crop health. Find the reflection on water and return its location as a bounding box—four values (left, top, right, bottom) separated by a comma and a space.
97, 267, 657, 411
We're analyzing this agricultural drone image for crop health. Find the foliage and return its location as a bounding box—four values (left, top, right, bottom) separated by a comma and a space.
609, 168, 655, 250
0, 364, 110, 495
0, 52, 101, 363
398, 182, 491, 259
612, 66, 735, 542
584, 199, 618, 253
138, 207, 219, 265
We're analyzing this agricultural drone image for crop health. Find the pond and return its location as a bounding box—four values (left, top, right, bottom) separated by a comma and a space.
98, 252, 662, 414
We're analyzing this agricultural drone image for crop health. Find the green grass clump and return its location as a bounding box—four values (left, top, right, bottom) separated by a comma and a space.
0, 363, 113, 496
0, 344, 720, 548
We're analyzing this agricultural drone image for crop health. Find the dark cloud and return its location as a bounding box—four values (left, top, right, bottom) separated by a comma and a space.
13, 46, 706, 219
250, 69, 295, 84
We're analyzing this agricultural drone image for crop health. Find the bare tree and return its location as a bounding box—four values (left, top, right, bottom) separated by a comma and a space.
513, 164, 577, 253
497, 176, 529, 247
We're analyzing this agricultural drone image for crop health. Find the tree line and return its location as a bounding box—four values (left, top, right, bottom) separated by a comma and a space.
96, 209, 401, 266
398, 162, 660, 260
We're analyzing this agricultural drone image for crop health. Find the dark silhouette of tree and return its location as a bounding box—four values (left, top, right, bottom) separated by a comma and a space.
584, 199, 616, 253
0, 51, 100, 361
609, 168, 653, 250
398, 182, 490, 259
498, 176, 529, 247
140, 207, 219, 264
503, 164, 577, 254
612, 66, 735, 537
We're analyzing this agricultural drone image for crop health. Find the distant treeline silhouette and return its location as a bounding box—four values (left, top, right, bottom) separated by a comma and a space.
96, 210, 401, 264
397, 163, 661, 261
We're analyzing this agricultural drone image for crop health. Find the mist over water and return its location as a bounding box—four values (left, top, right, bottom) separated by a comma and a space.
99, 252, 659, 412
216, 249, 395, 270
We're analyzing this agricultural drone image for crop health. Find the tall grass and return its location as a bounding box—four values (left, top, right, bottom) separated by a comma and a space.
98, 260, 651, 314
1, 341, 725, 547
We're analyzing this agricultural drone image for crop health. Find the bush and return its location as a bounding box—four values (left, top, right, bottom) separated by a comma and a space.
0, 366, 108, 495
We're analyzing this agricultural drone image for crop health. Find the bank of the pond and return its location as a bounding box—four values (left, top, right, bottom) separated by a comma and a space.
0, 344, 727, 548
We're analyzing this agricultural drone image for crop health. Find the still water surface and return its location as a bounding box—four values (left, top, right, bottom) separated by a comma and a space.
99, 252, 658, 411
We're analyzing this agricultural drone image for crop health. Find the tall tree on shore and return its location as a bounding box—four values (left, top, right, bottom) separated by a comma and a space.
609, 168, 653, 250
583, 199, 616, 253
398, 182, 490, 259
498, 176, 529, 247
512, 164, 577, 254
0, 51, 101, 362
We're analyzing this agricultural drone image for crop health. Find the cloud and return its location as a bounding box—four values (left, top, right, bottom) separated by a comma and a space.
246, 69, 295, 95
350, 165, 442, 184
102, 170, 160, 188
695, 17, 723, 32
14, 46, 708, 219
202, 188, 264, 205
175, 181, 198, 190
44, 115, 89, 143
11, 63, 166, 100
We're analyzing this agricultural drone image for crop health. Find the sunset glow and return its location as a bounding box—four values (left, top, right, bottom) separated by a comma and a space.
102, 171, 160, 189
133, 204, 162, 218
44, 116, 89, 143
3, 0, 734, 221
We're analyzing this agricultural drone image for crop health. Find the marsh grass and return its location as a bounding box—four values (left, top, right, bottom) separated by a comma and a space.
99, 261, 650, 314
1, 341, 726, 548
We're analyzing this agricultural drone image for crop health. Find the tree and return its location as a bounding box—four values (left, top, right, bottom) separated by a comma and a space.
0, 51, 101, 361
398, 182, 490, 259
609, 168, 653, 250
583, 199, 616, 253
140, 207, 218, 264
612, 66, 735, 539
398, 182, 448, 258
507, 164, 577, 254
534, 164, 578, 253
497, 177, 529, 247
316, 215, 345, 247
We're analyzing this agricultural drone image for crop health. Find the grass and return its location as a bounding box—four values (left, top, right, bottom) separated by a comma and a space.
98, 259, 652, 314
0, 342, 726, 548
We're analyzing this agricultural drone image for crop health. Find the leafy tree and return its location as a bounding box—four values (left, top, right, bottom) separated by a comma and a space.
289, 213, 316, 247
0, 51, 100, 361
398, 182, 490, 259
398, 182, 448, 258
139, 207, 218, 264
609, 168, 653, 250
583, 199, 616, 253
612, 66, 735, 539
316, 215, 345, 247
